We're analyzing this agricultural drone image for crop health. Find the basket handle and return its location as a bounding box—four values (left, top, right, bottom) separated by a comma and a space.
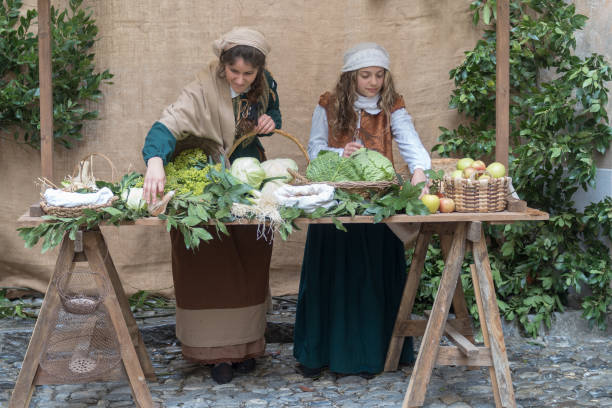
73, 152, 118, 183
226, 129, 310, 164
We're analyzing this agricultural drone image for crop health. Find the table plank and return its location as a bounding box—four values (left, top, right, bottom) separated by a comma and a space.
17, 208, 549, 228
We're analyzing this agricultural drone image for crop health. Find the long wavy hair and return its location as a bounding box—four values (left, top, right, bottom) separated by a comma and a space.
216, 45, 266, 105
329, 69, 399, 140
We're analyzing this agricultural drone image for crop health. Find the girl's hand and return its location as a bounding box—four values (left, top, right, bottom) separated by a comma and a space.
143, 157, 166, 205
342, 141, 363, 158
411, 168, 429, 198
255, 114, 275, 134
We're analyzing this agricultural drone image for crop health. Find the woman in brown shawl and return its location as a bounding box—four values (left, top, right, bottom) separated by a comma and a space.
141, 27, 281, 384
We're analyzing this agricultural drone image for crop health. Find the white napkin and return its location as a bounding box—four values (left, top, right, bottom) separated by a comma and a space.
44, 187, 114, 207
274, 184, 337, 213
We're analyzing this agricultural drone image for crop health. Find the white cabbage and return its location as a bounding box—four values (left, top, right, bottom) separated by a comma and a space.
230, 157, 266, 189
261, 158, 299, 182
121, 187, 147, 210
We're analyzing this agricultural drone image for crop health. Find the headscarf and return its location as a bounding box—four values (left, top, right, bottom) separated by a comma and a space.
341, 42, 390, 72
212, 27, 271, 57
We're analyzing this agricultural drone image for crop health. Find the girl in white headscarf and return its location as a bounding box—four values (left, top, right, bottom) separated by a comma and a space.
293, 43, 430, 378
141, 27, 281, 384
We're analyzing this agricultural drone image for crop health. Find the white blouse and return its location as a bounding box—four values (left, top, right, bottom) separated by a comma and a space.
307, 94, 431, 173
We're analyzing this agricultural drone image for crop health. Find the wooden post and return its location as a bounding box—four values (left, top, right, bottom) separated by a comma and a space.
38, 0, 54, 181
496, 0, 510, 168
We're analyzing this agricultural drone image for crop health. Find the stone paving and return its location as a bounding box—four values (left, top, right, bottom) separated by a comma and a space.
0, 297, 610, 408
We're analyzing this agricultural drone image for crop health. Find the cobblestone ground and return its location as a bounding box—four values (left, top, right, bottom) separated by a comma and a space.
0, 297, 610, 408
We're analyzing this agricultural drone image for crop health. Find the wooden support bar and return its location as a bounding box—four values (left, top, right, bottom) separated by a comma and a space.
384, 229, 432, 372
496, 0, 510, 169
29, 204, 44, 217
421, 222, 457, 236
9, 235, 73, 407
396, 317, 473, 337
472, 230, 516, 408
436, 346, 493, 366
423, 310, 477, 358
403, 222, 467, 407
37, 0, 53, 181
471, 264, 503, 408
466, 221, 482, 243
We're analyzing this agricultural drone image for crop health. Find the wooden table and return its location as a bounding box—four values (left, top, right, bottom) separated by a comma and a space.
14, 208, 548, 408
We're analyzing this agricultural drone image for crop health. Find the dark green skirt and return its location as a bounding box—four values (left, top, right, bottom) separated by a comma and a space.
293, 223, 414, 374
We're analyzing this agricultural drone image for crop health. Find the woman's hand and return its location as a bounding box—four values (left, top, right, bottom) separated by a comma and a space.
342, 141, 363, 158
411, 168, 429, 198
255, 114, 275, 134
143, 157, 166, 205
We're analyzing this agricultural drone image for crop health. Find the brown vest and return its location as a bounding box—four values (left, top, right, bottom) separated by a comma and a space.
319, 92, 405, 165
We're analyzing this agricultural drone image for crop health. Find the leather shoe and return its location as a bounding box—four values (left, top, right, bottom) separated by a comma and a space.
232, 358, 256, 374
211, 362, 233, 384
297, 364, 323, 378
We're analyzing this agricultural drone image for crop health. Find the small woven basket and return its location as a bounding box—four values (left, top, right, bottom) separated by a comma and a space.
288, 168, 398, 198
443, 176, 510, 212
40, 153, 119, 218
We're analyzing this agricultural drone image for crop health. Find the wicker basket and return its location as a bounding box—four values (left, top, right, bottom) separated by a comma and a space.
227, 129, 310, 163
289, 168, 398, 198
443, 176, 510, 212
40, 153, 119, 218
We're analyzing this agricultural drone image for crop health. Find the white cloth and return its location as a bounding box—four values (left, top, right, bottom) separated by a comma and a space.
274, 184, 337, 213
307, 94, 431, 173
341, 42, 390, 72
43, 187, 114, 208
212, 27, 270, 57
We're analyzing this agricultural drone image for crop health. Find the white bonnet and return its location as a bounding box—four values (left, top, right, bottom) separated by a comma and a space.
341, 42, 390, 72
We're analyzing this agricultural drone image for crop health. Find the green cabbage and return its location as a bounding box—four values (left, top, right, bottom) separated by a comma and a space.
121, 187, 147, 210
306, 150, 361, 182
230, 157, 266, 189
350, 148, 395, 181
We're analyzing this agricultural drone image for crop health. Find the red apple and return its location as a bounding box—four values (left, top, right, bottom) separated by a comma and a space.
439, 197, 455, 213
471, 160, 486, 171
463, 167, 477, 179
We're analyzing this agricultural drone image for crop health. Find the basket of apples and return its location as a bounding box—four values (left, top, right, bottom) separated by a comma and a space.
442, 158, 509, 212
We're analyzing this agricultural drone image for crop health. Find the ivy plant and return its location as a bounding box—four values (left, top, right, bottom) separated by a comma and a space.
429, 0, 612, 335
0, 0, 113, 148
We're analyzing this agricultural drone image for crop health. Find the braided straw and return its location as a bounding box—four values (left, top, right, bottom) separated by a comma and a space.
443, 176, 510, 212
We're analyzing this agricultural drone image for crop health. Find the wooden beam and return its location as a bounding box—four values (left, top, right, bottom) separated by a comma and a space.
496, 0, 510, 168
38, 0, 54, 181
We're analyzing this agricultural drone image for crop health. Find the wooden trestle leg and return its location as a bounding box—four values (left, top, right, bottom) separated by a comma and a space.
10, 231, 157, 408
403, 222, 468, 407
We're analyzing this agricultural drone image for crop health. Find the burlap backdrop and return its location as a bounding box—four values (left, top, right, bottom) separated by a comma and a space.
2, 0, 492, 297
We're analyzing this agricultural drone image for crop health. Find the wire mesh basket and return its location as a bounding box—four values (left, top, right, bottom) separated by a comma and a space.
56, 265, 109, 315
40, 305, 121, 382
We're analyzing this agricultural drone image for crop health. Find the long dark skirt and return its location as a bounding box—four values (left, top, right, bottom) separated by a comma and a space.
170, 225, 273, 363
293, 223, 414, 374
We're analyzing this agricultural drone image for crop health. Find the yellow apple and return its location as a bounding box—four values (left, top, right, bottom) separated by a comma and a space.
479, 174, 491, 181
439, 197, 455, 213
457, 157, 474, 170
421, 194, 440, 214
450, 169, 463, 179
486, 162, 506, 178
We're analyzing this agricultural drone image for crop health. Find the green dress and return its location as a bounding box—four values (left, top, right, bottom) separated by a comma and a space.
293, 223, 414, 374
